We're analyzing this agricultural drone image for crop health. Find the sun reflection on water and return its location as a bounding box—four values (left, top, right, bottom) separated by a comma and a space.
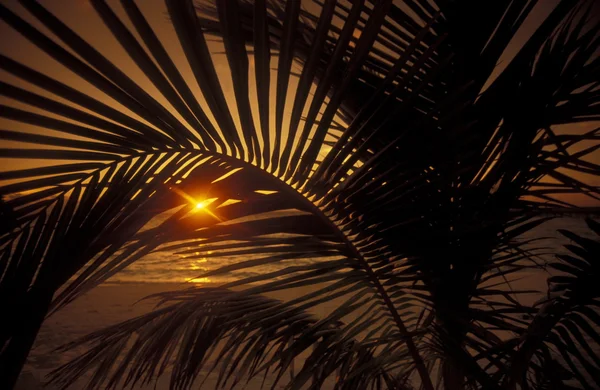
187, 277, 211, 284
189, 258, 207, 270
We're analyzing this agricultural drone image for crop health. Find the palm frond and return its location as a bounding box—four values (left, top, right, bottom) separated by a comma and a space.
504, 218, 600, 389
0, 0, 598, 389
48, 286, 415, 390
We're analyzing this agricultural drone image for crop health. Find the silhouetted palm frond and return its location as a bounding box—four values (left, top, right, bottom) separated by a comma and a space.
0, 0, 598, 389
48, 287, 418, 390
503, 218, 600, 389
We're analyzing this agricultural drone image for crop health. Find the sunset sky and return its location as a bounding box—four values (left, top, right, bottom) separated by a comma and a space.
2, 2, 599, 389
0, 0, 598, 206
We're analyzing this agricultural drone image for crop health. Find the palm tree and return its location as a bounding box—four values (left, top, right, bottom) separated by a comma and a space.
0, 0, 598, 389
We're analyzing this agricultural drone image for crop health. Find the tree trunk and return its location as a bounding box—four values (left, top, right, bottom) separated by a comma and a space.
0, 288, 52, 389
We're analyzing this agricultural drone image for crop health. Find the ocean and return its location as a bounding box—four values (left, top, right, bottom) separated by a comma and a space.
16, 216, 597, 389
104, 217, 596, 285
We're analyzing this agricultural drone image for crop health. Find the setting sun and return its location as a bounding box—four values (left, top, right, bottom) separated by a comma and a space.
189, 198, 221, 222
193, 198, 217, 210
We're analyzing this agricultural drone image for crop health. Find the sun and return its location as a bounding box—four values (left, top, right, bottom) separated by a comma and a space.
193, 197, 217, 211
191, 198, 222, 222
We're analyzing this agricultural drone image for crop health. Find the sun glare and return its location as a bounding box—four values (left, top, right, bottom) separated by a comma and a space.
195, 201, 206, 209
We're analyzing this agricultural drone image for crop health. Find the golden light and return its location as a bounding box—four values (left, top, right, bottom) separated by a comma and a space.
193, 198, 217, 212
187, 277, 211, 284
169, 186, 222, 221
192, 197, 222, 222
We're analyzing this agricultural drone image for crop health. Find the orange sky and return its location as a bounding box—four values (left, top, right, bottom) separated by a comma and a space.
0, 0, 598, 206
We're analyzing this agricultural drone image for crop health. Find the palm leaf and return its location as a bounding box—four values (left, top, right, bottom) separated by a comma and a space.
504, 218, 600, 388
0, 0, 598, 389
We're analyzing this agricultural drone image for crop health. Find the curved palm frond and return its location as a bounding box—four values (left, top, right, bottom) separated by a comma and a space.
0, 0, 598, 389
48, 286, 421, 390
502, 218, 600, 389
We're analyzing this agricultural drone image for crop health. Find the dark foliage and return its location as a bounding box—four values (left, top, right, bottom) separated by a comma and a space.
0, 0, 598, 389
